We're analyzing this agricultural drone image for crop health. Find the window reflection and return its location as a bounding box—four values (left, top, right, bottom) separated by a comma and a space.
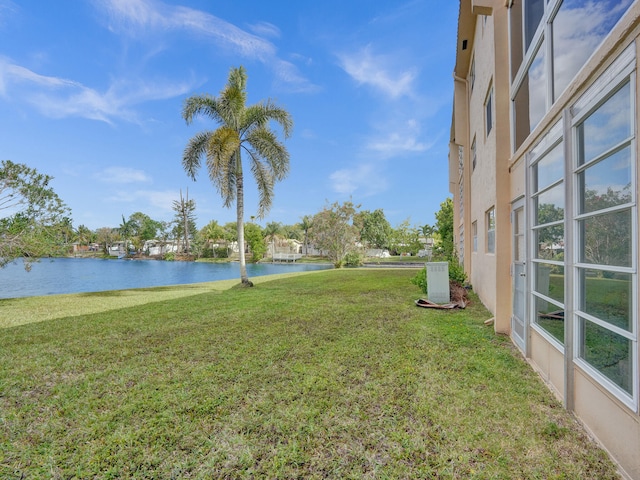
578, 83, 631, 165
580, 209, 631, 267
535, 224, 564, 260
578, 268, 631, 331
525, 0, 545, 52
535, 186, 564, 226
553, 0, 633, 100
535, 295, 564, 344
533, 142, 563, 191
579, 318, 632, 394
579, 148, 631, 214
535, 263, 564, 304
528, 44, 546, 132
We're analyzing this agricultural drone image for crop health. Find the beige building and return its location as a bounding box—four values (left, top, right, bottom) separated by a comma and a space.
450, 1, 640, 477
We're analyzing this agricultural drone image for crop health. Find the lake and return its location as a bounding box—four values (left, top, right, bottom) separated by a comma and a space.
0, 258, 332, 299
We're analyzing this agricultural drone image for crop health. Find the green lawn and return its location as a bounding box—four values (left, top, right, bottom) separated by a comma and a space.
0, 270, 619, 479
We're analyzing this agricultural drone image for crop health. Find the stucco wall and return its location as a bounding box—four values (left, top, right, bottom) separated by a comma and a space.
468, 12, 498, 315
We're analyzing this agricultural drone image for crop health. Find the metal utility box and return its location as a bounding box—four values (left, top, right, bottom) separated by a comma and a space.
426, 262, 450, 304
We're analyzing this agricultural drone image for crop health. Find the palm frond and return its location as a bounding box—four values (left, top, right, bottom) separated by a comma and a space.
249, 153, 275, 218
206, 127, 240, 208
243, 102, 293, 139
218, 67, 248, 129
182, 95, 222, 125
246, 127, 290, 181
182, 131, 211, 180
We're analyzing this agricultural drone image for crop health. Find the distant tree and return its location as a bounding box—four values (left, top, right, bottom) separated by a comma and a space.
389, 219, 421, 256
59, 217, 75, 245
118, 215, 135, 257
310, 200, 360, 267
434, 198, 455, 258
156, 221, 172, 256
128, 211, 162, 252
95, 227, 116, 255
299, 215, 313, 255
263, 221, 283, 256
182, 65, 293, 286
282, 223, 302, 241
199, 220, 227, 257
75, 224, 95, 246
0, 160, 71, 269
172, 190, 197, 255
357, 209, 392, 249
244, 222, 266, 262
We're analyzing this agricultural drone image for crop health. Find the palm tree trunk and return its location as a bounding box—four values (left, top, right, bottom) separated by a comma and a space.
235, 153, 251, 286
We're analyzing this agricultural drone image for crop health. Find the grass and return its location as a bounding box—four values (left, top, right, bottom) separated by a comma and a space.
0, 269, 620, 479
364, 255, 425, 264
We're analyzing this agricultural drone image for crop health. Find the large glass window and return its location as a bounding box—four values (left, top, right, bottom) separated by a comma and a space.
511, 0, 632, 151
531, 137, 565, 344
553, 0, 633, 101
574, 78, 636, 398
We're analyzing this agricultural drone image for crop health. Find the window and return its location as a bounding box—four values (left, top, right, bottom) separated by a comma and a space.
486, 208, 495, 253
472, 221, 478, 252
471, 137, 477, 170
485, 87, 494, 136
530, 128, 565, 345
510, 0, 632, 152
470, 56, 475, 91
553, 0, 632, 101
524, 0, 544, 52
573, 78, 636, 397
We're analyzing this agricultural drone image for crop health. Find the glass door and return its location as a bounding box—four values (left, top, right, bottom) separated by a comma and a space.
512, 200, 527, 352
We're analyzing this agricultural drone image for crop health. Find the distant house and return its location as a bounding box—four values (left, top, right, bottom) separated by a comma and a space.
450, 1, 640, 477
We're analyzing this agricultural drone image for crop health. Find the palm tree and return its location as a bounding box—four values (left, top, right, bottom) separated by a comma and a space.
118, 215, 133, 257
300, 215, 313, 256
182, 66, 293, 286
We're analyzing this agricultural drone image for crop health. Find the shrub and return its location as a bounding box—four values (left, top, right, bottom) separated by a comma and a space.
411, 267, 427, 294
164, 252, 176, 261
448, 260, 467, 285
344, 250, 364, 267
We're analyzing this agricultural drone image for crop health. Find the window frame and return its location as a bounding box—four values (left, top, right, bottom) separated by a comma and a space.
485, 85, 494, 137
569, 56, 637, 406
486, 208, 496, 254
472, 220, 478, 252
470, 56, 476, 91
509, 0, 632, 153
471, 136, 477, 171
528, 122, 565, 348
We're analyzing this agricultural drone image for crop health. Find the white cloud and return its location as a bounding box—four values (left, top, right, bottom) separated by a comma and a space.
247, 21, 281, 39
329, 163, 388, 197
338, 45, 416, 99
96, 0, 317, 91
99, 0, 275, 58
0, 56, 197, 123
365, 118, 437, 158
0, 0, 18, 28
99, 167, 152, 184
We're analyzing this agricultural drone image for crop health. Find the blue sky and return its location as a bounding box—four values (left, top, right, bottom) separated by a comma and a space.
0, 0, 458, 231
